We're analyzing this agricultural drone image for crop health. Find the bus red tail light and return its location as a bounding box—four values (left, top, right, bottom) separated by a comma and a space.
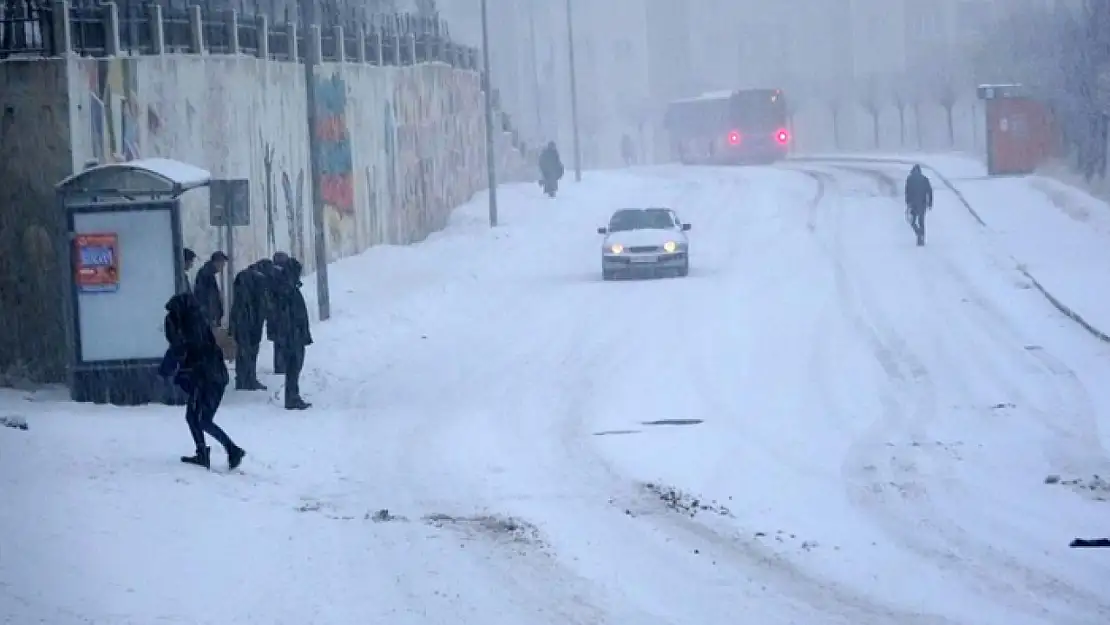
727, 130, 741, 145
775, 129, 790, 144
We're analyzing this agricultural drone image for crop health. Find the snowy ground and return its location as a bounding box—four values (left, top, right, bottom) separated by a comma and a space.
3, 160, 1110, 624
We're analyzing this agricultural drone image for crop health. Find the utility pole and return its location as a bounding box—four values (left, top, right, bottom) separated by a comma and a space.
527, 0, 543, 136
565, 0, 582, 181
480, 0, 499, 226
302, 0, 330, 320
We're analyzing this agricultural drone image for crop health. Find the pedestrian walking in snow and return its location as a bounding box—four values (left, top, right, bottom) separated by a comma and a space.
270, 251, 291, 374
904, 164, 933, 246
538, 141, 564, 197
159, 292, 246, 470
271, 256, 312, 410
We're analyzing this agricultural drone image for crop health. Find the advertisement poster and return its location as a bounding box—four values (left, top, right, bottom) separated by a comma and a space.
74, 233, 120, 293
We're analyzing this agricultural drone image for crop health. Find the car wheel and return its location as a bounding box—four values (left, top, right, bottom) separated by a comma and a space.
677, 260, 689, 277
602, 269, 616, 281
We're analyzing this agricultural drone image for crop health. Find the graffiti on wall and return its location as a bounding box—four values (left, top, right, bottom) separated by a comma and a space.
258, 133, 306, 259
282, 171, 306, 261
314, 73, 354, 253
85, 58, 145, 163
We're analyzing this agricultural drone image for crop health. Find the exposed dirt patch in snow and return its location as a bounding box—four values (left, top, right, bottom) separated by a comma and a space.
423, 513, 545, 546
1044, 474, 1110, 501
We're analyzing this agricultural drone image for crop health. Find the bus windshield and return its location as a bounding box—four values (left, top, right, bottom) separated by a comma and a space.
730, 90, 786, 131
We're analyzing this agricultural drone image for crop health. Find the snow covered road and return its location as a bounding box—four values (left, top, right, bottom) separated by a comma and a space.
2, 163, 1109, 624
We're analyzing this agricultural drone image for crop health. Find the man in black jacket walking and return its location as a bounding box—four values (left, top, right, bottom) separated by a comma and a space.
904, 164, 934, 246
160, 292, 246, 470
538, 141, 564, 197
271, 256, 312, 410
193, 251, 228, 326
228, 259, 275, 391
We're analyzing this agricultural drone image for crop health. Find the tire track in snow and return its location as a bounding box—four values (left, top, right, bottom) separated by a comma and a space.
802, 164, 1110, 623
559, 168, 956, 625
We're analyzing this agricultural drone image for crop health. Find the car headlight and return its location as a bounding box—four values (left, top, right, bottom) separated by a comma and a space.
663, 241, 677, 253
610, 244, 624, 254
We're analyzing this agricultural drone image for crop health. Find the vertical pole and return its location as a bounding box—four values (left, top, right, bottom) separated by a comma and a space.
480, 0, 499, 227
565, 0, 582, 181
225, 223, 234, 316
527, 0, 543, 136
303, 0, 330, 320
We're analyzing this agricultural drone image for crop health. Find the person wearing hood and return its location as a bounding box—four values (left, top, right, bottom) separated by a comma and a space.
538, 141, 564, 198
193, 251, 228, 326
159, 292, 246, 470
228, 259, 275, 391
270, 256, 312, 410
904, 164, 933, 246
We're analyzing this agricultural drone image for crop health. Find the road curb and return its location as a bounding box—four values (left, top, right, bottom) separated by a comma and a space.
788, 155, 1110, 344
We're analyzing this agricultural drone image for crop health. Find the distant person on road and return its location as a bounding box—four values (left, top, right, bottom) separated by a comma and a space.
193, 251, 228, 326
159, 292, 246, 471
538, 141, 564, 198
904, 164, 933, 246
271, 256, 313, 410
621, 134, 635, 167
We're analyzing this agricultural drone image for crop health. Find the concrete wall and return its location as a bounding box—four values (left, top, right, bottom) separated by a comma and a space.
0, 53, 529, 383
0, 59, 74, 384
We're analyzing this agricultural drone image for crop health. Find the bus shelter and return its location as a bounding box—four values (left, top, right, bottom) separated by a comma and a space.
55, 158, 211, 405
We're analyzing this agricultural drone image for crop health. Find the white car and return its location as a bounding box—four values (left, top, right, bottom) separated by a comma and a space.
598, 208, 691, 280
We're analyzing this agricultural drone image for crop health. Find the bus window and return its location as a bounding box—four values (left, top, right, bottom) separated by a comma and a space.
730, 91, 787, 131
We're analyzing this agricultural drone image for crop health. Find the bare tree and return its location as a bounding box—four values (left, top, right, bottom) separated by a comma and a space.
891, 77, 910, 148
858, 74, 884, 149
931, 60, 961, 148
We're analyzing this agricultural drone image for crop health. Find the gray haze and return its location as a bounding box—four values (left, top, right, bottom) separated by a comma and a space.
430, 0, 1097, 168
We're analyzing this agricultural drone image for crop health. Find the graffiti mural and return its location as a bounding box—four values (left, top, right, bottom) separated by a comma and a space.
282, 170, 306, 261
257, 131, 306, 261
259, 135, 278, 253
85, 58, 142, 163
313, 73, 352, 255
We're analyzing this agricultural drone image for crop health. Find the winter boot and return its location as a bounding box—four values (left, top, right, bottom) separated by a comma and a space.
181, 446, 211, 470
285, 398, 312, 411
227, 445, 247, 470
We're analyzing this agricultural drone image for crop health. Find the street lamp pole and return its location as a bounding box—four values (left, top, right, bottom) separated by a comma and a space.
480, 0, 498, 226
565, 0, 582, 181
527, 0, 543, 135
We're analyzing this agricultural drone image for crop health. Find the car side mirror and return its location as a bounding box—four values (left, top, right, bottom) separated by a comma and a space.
681, 223, 691, 231
597, 227, 607, 235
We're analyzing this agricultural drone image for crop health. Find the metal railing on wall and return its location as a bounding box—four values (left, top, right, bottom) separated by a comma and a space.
1, 0, 479, 68
0, 0, 533, 159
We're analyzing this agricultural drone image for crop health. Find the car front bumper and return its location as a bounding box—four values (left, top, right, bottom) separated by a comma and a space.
602, 252, 687, 272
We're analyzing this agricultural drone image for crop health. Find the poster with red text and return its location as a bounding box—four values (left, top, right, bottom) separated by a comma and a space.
74, 233, 120, 293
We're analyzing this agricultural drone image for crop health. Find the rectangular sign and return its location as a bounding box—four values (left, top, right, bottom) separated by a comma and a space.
74, 232, 120, 293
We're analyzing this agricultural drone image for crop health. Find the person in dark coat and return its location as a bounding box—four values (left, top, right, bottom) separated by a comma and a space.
181, 248, 197, 291
904, 164, 934, 246
228, 260, 275, 391
538, 141, 564, 197
269, 252, 292, 374
193, 251, 228, 326
159, 292, 246, 470
271, 256, 312, 410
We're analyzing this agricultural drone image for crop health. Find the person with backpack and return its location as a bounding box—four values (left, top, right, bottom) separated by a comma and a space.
904, 164, 934, 246
159, 292, 246, 470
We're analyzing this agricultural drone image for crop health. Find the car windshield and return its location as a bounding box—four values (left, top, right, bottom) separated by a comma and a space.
608, 210, 674, 232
